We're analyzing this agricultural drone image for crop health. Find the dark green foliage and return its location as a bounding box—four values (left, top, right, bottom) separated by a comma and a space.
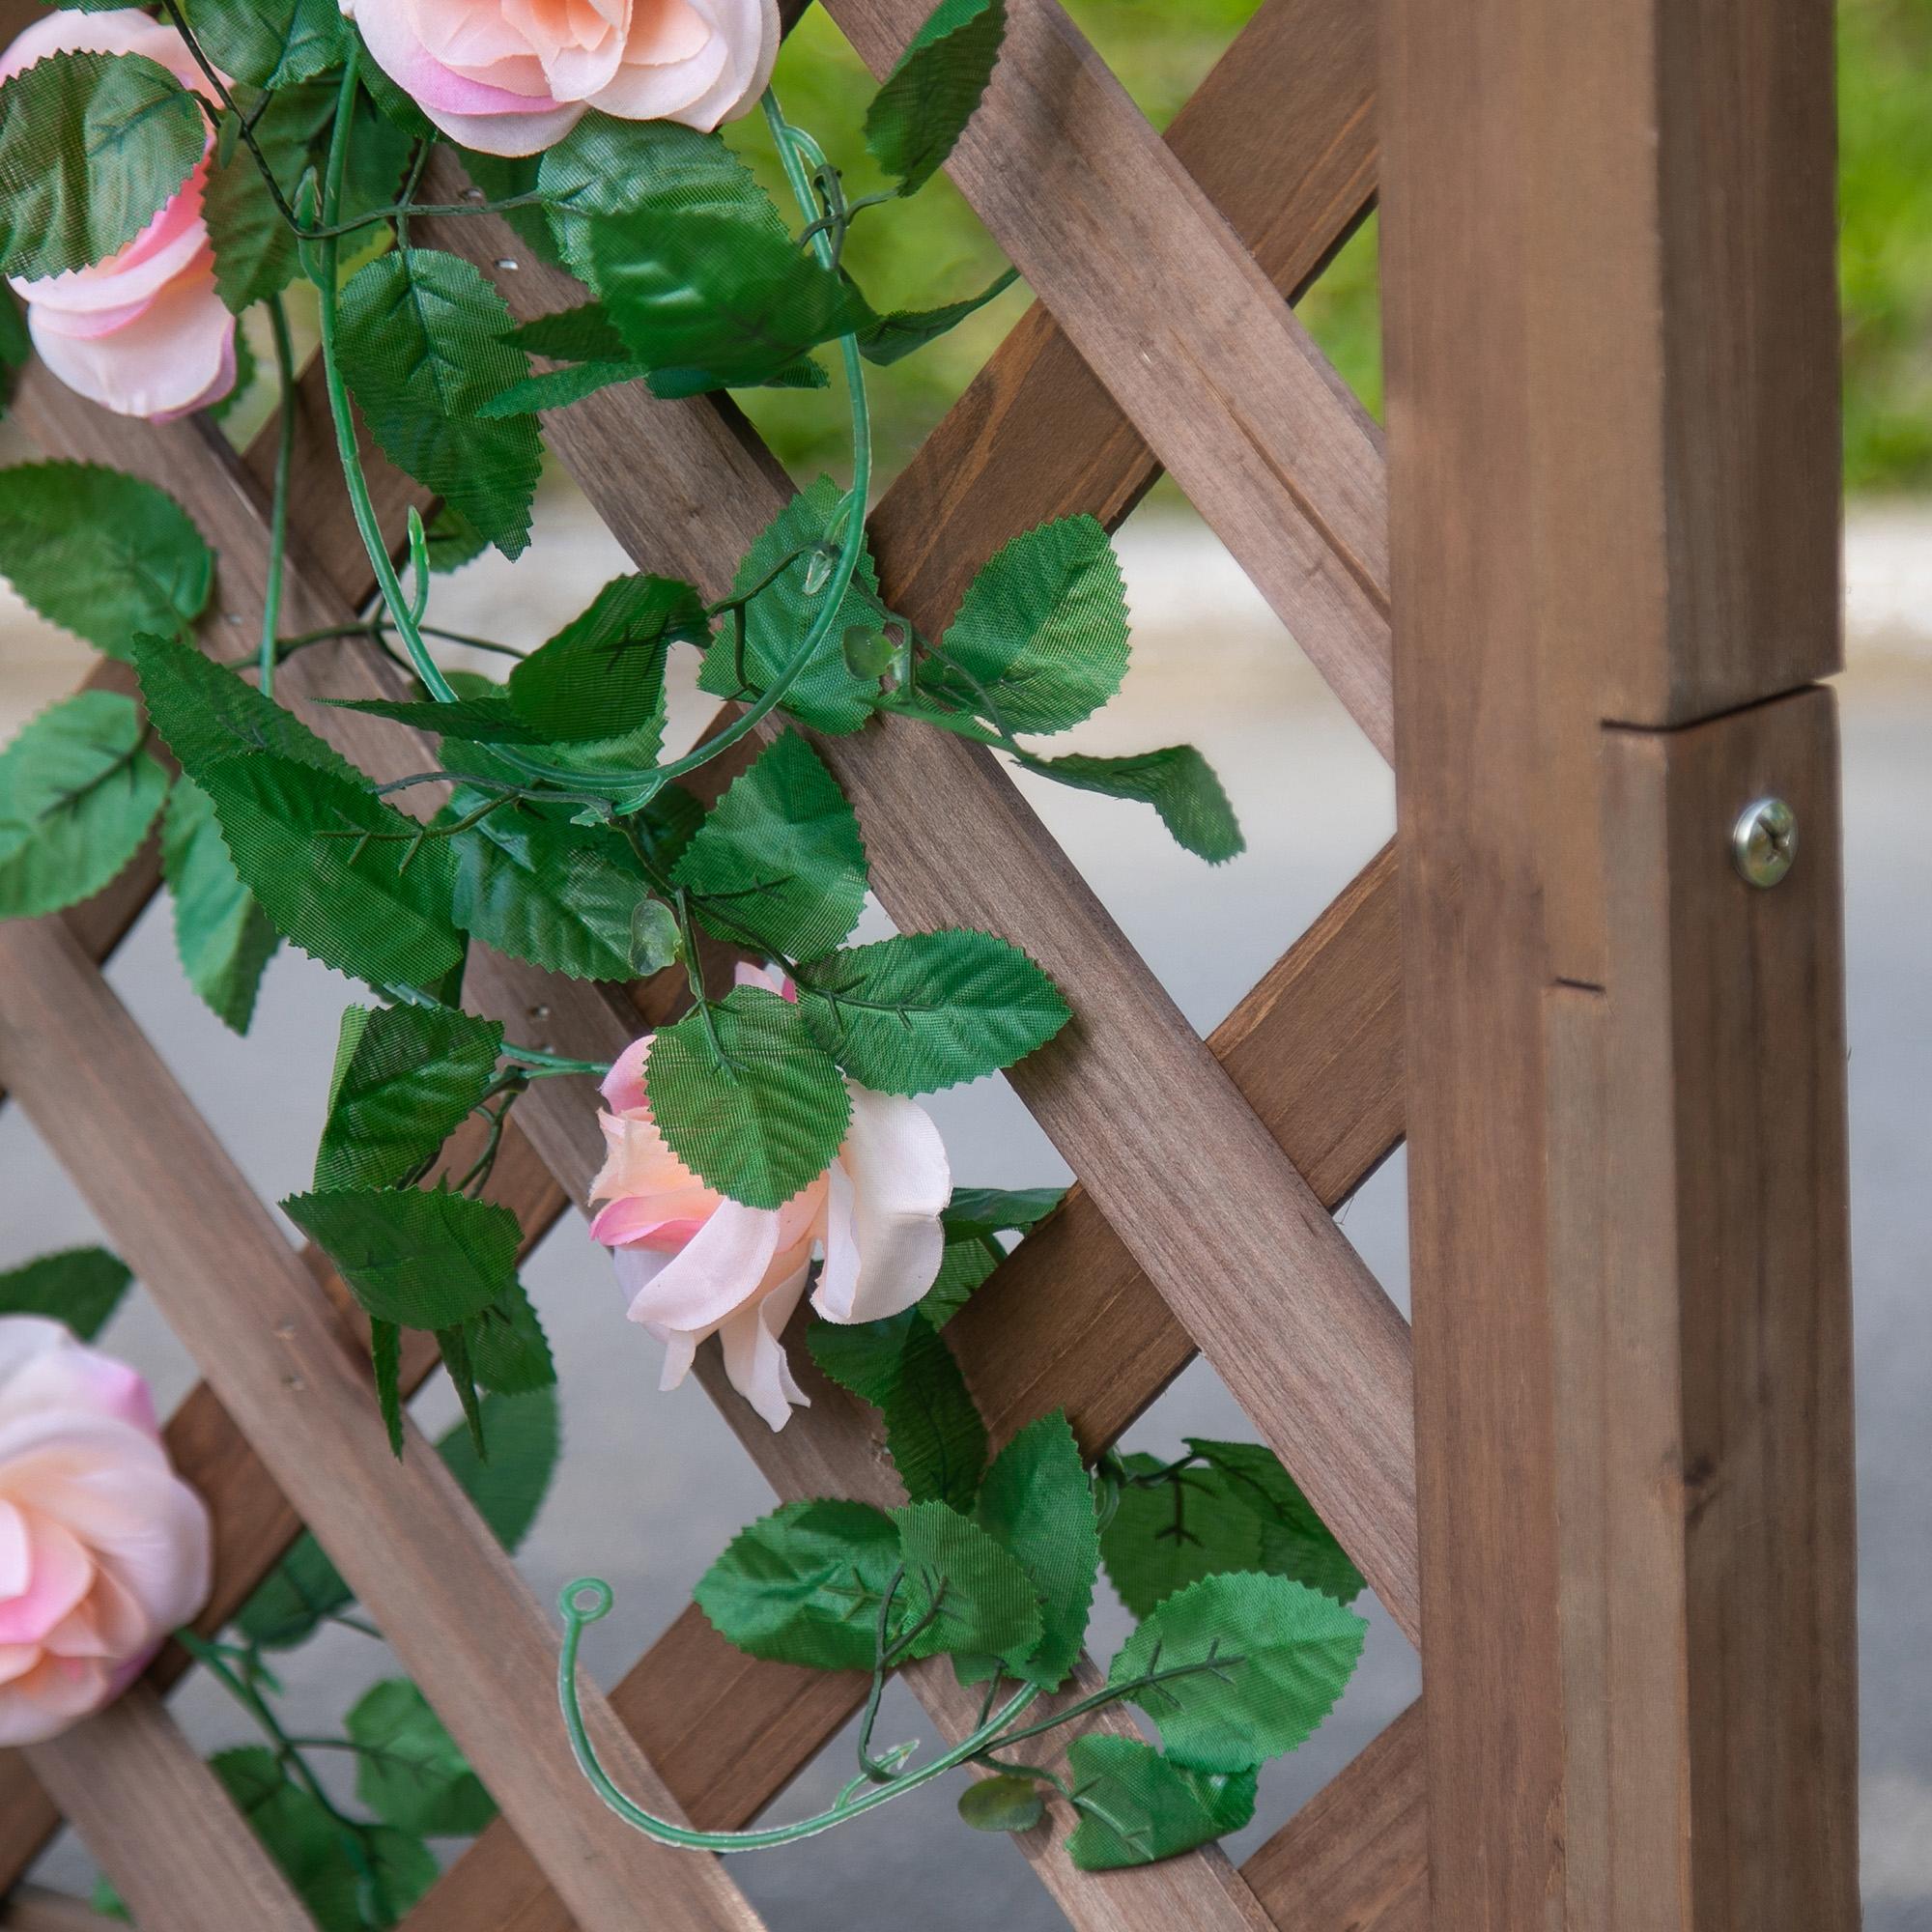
1019, 746, 1244, 865
313, 1005, 503, 1192
644, 985, 851, 1208
183, 0, 350, 89
0, 50, 204, 279
0, 690, 169, 919
893, 1500, 1042, 1672
161, 777, 280, 1035
281, 1187, 519, 1330
336, 248, 542, 557
697, 477, 890, 733
132, 631, 358, 782
202, 80, 335, 313
1064, 1736, 1257, 1870
0, 465, 212, 660
198, 753, 465, 987
795, 929, 1070, 1094
1186, 1438, 1364, 1607
696, 1498, 904, 1671
865, 0, 1009, 197
957, 1775, 1044, 1834
507, 575, 703, 745
673, 732, 868, 961
347, 1681, 496, 1836
856, 268, 1019, 364
0, 1245, 132, 1340
808, 1313, 986, 1509
1108, 1573, 1365, 1774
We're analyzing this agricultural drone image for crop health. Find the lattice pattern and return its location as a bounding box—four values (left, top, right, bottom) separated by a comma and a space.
0, 0, 1433, 1926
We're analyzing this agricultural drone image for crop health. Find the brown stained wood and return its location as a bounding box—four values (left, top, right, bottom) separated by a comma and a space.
421, 204, 1422, 1649
819, 0, 1391, 755
0, 923, 764, 1932
873, 0, 1378, 631
24, 1688, 313, 1932
1561, 690, 1856, 1930
1379, 0, 1853, 1918
1240, 1698, 1428, 1932
0, 1889, 122, 1932
952, 844, 1403, 1457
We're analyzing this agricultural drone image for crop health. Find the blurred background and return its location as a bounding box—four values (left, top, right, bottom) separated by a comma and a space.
1, 0, 1927, 1926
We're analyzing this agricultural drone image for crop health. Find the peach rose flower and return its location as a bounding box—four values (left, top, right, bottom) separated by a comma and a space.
591, 967, 951, 1430
341, 0, 781, 157
0, 1318, 213, 1747
1, 10, 236, 422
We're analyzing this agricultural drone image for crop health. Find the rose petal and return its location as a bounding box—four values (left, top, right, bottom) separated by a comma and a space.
811, 1086, 950, 1324
0, 1517, 94, 1647
29, 256, 235, 421
716, 1261, 812, 1431
0, 1652, 113, 1747
620, 1198, 783, 1334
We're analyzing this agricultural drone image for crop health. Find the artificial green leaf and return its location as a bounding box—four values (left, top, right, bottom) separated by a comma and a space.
453, 147, 557, 265
695, 1498, 903, 1671
927, 515, 1128, 736
371, 1314, 405, 1458
480, 356, 645, 417
1099, 1455, 1265, 1622
808, 1312, 986, 1510
337, 247, 542, 557
236, 1388, 556, 1646
443, 785, 672, 980
212, 1747, 438, 1932
182, 0, 350, 89
696, 477, 888, 734
313, 1004, 503, 1191
0, 291, 28, 371
856, 267, 1018, 364
131, 631, 358, 782
942, 1186, 1065, 1241
232, 1524, 355, 1649
1019, 745, 1244, 865
1109, 1573, 1365, 1773
506, 301, 632, 362
971, 1411, 1097, 1689
424, 502, 489, 575
865, 0, 1009, 197
673, 732, 867, 962
958, 1774, 1044, 1834
0, 465, 212, 660
199, 753, 464, 986
919, 1235, 999, 1328
201, 80, 335, 312
327, 691, 556, 745
1064, 1735, 1257, 1870
796, 929, 1069, 1094
0, 1245, 131, 1340
507, 574, 703, 744
436, 1385, 560, 1550
894, 1500, 1042, 1671
0, 50, 204, 279
348, 1680, 496, 1836
282, 1186, 519, 1330
644, 985, 850, 1209
467, 1277, 555, 1395
161, 776, 279, 1034
0, 689, 168, 919
1185, 1439, 1364, 1607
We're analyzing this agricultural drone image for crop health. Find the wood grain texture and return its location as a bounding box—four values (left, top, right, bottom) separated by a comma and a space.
24, 1688, 313, 1932
0, 1889, 122, 1932
0, 921, 763, 1932
821, 0, 1392, 755
420, 194, 1421, 1648
1379, 0, 1855, 1918
870, 0, 1378, 630
1241, 1697, 1427, 1932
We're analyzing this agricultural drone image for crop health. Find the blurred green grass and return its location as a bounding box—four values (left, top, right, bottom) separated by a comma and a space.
734, 0, 1931, 499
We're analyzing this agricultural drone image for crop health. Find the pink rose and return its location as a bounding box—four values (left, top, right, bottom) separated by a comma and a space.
590, 967, 952, 1430
342, 0, 781, 157
1, 10, 236, 422
0, 1318, 212, 1747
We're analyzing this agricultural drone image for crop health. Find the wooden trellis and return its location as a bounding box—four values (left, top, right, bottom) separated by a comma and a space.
0, 0, 1858, 1924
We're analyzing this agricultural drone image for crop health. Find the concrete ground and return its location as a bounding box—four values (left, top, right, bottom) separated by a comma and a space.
1, 471, 1926, 1927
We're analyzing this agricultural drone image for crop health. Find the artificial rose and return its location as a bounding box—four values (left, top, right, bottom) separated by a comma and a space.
1, 10, 236, 422
0, 1318, 213, 1747
590, 966, 951, 1430
341, 0, 781, 157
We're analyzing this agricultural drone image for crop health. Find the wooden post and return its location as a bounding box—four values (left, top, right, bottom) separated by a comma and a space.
1378, 0, 1858, 1925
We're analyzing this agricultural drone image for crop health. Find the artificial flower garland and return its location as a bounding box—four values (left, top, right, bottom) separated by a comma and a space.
0, 0, 1369, 1898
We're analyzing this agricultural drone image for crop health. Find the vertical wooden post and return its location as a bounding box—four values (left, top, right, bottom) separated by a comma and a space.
1378, 0, 1859, 1925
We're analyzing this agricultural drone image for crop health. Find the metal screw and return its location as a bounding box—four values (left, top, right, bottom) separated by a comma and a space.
1732, 796, 1798, 888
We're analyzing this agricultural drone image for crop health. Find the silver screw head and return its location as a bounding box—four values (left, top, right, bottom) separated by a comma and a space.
1732, 796, 1798, 888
